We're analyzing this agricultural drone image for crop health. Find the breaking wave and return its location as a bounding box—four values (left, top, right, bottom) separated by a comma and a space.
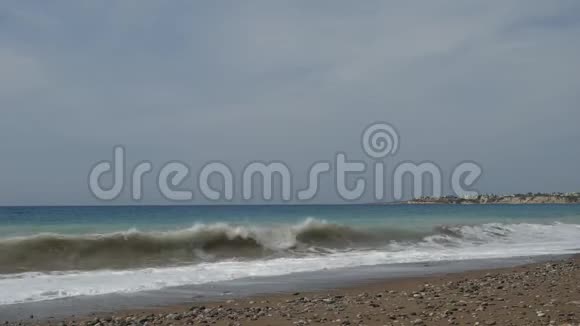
1, 218, 579, 274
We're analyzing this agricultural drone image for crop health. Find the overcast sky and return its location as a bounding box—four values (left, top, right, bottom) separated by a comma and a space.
1, 1, 579, 205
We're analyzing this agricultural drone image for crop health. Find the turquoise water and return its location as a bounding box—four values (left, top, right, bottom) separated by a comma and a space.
1, 204, 579, 305
2, 204, 580, 236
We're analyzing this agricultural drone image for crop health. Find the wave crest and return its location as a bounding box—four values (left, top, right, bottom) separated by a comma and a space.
1, 219, 577, 273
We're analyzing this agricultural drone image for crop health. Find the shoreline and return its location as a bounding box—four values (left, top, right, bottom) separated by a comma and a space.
6, 255, 580, 326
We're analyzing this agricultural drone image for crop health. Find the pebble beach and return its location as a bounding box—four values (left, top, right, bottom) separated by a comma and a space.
15, 256, 580, 326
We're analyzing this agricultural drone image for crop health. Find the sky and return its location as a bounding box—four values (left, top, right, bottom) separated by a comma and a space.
0, 1, 579, 205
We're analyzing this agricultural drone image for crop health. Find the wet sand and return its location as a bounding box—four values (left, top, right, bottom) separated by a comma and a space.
9, 255, 580, 326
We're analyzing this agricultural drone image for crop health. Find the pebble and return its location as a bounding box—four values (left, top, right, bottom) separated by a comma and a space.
16, 258, 580, 326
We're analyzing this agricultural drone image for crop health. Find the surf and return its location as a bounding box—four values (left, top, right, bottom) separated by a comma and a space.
1, 218, 579, 274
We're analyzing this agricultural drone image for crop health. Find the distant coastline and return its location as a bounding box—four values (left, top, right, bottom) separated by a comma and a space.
400, 192, 580, 205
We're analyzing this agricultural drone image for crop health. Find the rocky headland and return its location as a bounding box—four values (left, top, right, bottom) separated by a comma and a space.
404, 193, 580, 205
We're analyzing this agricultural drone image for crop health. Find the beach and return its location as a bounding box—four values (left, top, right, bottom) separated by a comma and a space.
1, 205, 580, 325
4, 0, 580, 323
9, 255, 578, 326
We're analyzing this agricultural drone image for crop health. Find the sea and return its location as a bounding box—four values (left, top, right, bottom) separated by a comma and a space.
1, 204, 580, 308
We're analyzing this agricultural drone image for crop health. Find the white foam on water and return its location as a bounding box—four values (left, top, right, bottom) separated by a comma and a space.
1, 222, 579, 305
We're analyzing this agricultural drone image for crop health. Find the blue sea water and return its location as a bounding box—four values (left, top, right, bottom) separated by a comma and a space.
2, 204, 580, 236
0, 204, 579, 305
